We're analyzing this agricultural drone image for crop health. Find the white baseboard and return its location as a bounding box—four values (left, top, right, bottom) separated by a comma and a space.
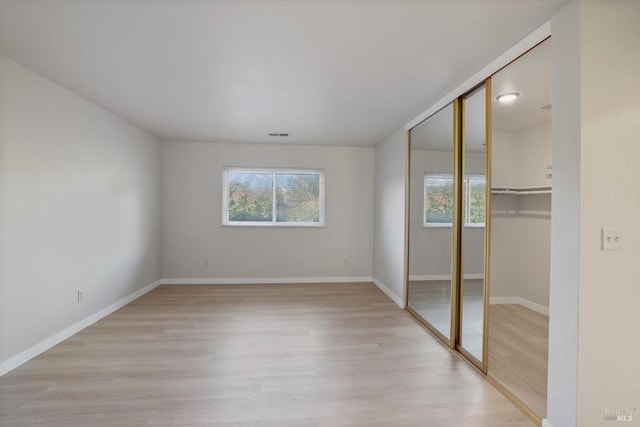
409, 273, 484, 281
0, 279, 162, 377
490, 296, 521, 305
162, 276, 374, 285
372, 278, 405, 308
490, 296, 549, 316
541, 420, 553, 427
409, 274, 450, 281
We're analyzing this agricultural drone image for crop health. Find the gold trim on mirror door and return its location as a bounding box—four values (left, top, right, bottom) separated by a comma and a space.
405, 123, 454, 348
458, 345, 483, 371
482, 77, 493, 374
457, 95, 466, 354
450, 99, 461, 350
404, 84, 492, 374
486, 374, 542, 426
404, 104, 460, 349
406, 305, 451, 346
404, 130, 411, 309
456, 83, 486, 373
402, 61, 541, 425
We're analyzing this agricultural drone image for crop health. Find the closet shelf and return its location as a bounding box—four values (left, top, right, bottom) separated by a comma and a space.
491, 186, 552, 195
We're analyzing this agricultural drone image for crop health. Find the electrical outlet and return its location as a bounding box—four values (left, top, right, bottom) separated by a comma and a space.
77, 289, 84, 303
602, 228, 622, 251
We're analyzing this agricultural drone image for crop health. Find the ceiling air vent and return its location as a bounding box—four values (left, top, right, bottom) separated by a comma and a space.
540, 104, 552, 110
268, 132, 289, 137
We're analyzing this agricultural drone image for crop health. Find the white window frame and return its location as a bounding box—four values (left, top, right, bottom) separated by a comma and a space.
423, 173, 486, 228
222, 167, 325, 227
423, 174, 454, 228
464, 175, 486, 228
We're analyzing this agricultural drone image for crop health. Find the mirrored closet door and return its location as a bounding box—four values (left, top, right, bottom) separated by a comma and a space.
406, 83, 491, 371
459, 84, 490, 367
405, 37, 551, 423
407, 102, 458, 345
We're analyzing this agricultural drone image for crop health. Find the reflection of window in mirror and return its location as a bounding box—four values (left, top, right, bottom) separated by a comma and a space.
466, 176, 486, 226
423, 173, 485, 227
424, 174, 454, 226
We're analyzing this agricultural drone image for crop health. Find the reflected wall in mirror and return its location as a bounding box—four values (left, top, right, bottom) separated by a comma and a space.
407, 102, 455, 342
459, 85, 488, 364
489, 38, 551, 420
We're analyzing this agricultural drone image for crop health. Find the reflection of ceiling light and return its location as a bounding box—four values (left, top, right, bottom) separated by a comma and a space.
496, 92, 520, 103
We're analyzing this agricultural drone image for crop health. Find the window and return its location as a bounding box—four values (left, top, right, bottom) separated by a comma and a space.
424, 175, 454, 225
466, 176, 486, 226
424, 174, 485, 227
223, 167, 325, 226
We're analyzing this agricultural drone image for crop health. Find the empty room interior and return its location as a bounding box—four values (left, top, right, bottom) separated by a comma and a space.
0, 1, 638, 427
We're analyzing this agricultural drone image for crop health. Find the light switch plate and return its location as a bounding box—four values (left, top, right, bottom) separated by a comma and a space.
602, 228, 622, 251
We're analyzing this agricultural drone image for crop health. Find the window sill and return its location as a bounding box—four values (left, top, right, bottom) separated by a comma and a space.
422, 224, 485, 229
222, 223, 325, 228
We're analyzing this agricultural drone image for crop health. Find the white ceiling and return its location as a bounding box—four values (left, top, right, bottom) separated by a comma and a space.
411, 86, 487, 153
411, 102, 454, 152
0, 0, 567, 147
411, 39, 551, 153
492, 38, 552, 132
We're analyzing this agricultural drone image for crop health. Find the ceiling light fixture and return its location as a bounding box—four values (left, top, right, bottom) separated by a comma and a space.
496, 92, 520, 103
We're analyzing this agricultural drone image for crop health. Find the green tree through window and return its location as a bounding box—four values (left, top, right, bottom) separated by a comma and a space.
424, 174, 485, 226
227, 173, 273, 222
224, 168, 324, 226
425, 177, 454, 224
468, 177, 486, 224
276, 174, 320, 223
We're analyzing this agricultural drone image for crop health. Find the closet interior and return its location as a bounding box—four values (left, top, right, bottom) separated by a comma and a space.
488, 39, 551, 421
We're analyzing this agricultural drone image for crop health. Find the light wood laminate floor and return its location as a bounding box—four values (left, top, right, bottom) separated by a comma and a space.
407, 279, 485, 359
407, 279, 549, 419
488, 304, 549, 418
0, 283, 534, 426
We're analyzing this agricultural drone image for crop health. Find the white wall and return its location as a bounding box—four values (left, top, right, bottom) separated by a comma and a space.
0, 56, 162, 369
409, 149, 454, 279
577, 0, 640, 425
517, 122, 552, 188
514, 123, 552, 310
516, 195, 551, 308
493, 123, 552, 189
490, 131, 520, 299
492, 131, 519, 189
547, 1, 640, 426
372, 128, 406, 306
408, 149, 486, 278
162, 141, 374, 282
490, 123, 552, 310
489, 195, 520, 297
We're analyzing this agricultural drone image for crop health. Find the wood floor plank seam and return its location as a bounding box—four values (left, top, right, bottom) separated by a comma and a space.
0, 283, 535, 427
